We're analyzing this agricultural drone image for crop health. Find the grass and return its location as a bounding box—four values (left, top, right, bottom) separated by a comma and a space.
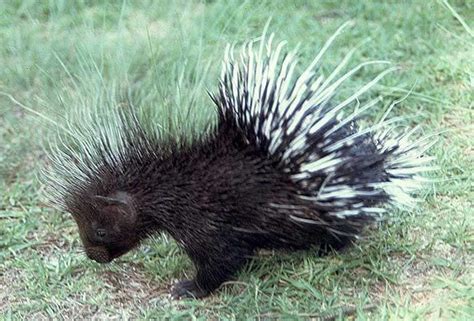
1, 0, 473, 319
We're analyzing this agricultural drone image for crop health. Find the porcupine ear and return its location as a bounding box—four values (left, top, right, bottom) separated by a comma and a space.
93, 192, 136, 223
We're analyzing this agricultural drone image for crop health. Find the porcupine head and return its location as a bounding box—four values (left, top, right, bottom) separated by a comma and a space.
44, 23, 434, 297
70, 191, 139, 264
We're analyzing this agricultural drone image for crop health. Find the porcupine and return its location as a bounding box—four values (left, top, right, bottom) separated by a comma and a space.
45, 26, 434, 299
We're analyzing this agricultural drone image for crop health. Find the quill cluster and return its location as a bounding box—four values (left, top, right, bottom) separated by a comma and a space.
46, 25, 434, 298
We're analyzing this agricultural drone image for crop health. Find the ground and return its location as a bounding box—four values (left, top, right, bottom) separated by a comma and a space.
0, 0, 473, 319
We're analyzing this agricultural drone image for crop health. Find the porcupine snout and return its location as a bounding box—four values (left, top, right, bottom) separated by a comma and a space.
85, 246, 113, 263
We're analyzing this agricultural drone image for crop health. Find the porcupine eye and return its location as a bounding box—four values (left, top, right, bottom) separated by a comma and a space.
95, 228, 107, 239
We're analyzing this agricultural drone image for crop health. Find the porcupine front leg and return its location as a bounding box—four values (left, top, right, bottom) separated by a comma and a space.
171, 241, 253, 299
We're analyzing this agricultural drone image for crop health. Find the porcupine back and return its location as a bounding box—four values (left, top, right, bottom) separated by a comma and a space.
210, 25, 435, 240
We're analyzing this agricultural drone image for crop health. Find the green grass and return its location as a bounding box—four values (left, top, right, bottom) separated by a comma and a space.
1, 0, 473, 319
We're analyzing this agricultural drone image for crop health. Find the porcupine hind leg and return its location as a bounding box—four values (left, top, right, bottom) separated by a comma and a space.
171, 241, 254, 299
317, 234, 356, 256
314, 222, 363, 256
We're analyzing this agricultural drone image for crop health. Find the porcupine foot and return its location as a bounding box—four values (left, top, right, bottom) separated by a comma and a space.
317, 234, 357, 256
171, 243, 253, 299
171, 279, 209, 299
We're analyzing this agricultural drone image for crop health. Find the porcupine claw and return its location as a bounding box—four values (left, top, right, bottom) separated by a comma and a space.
171, 279, 209, 299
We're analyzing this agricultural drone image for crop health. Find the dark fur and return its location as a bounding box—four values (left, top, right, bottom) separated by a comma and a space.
53, 29, 432, 297
64, 110, 389, 298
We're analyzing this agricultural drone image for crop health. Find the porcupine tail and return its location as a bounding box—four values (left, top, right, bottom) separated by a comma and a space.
210, 23, 435, 223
